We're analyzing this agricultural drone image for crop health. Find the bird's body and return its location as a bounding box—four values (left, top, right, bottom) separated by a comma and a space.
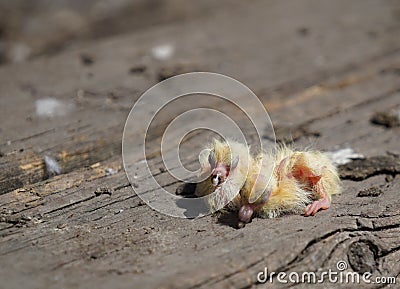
194, 139, 341, 227
236, 146, 340, 226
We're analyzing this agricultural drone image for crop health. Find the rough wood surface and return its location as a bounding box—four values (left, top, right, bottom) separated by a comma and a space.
1, 1, 400, 288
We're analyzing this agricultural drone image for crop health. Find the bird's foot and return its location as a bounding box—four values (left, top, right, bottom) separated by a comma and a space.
304, 197, 330, 216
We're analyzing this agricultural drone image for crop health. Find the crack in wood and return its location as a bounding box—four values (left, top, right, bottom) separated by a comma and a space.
43, 195, 97, 215
339, 155, 400, 181
229, 221, 400, 288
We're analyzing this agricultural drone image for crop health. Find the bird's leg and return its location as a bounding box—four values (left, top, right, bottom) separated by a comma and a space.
238, 185, 271, 228
291, 160, 331, 216
237, 199, 267, 229
304, 181, 331, 216
303, 169, 331, 216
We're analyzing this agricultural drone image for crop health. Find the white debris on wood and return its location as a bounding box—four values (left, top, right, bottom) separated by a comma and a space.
105, 168, 117, 176
44, 155, 62, 176
324, 148, 365, 165
35, 98, 74, 117
151, 44, 174, 60
136, 159, 146, 165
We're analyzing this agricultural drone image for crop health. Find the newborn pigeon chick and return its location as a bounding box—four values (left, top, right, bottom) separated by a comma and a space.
195, 139, 250, 211
236, 146, 341, 228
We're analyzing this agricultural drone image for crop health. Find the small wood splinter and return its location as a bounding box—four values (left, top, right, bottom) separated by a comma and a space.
195, 139, 341, 228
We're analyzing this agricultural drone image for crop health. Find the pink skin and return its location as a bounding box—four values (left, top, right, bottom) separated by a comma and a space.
292, 165, 331, 216
211, 163, 229, 186
238, 192, 270, 228
304, 181, 331, 216
238, 203, 257, 224
208, 152, 239, 187
305, 197, 330, 216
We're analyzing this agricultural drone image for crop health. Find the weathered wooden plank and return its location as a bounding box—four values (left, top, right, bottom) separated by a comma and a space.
1, 175, 399, 289
1, 99, 399, 289
1, 1, 400, 289
1, 47, 399, 195
0, 0, 399, 196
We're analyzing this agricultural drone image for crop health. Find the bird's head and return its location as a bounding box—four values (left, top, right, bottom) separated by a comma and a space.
208, 150, 239, 187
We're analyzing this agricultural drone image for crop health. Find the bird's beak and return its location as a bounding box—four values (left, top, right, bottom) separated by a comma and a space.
212, 173, 221, 186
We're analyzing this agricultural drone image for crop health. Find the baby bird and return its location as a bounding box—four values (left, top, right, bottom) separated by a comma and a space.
195, 138, 250, 212
236, 146, 341, 228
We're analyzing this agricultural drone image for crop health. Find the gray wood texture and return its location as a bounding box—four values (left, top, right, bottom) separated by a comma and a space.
1, 1, 399, 288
